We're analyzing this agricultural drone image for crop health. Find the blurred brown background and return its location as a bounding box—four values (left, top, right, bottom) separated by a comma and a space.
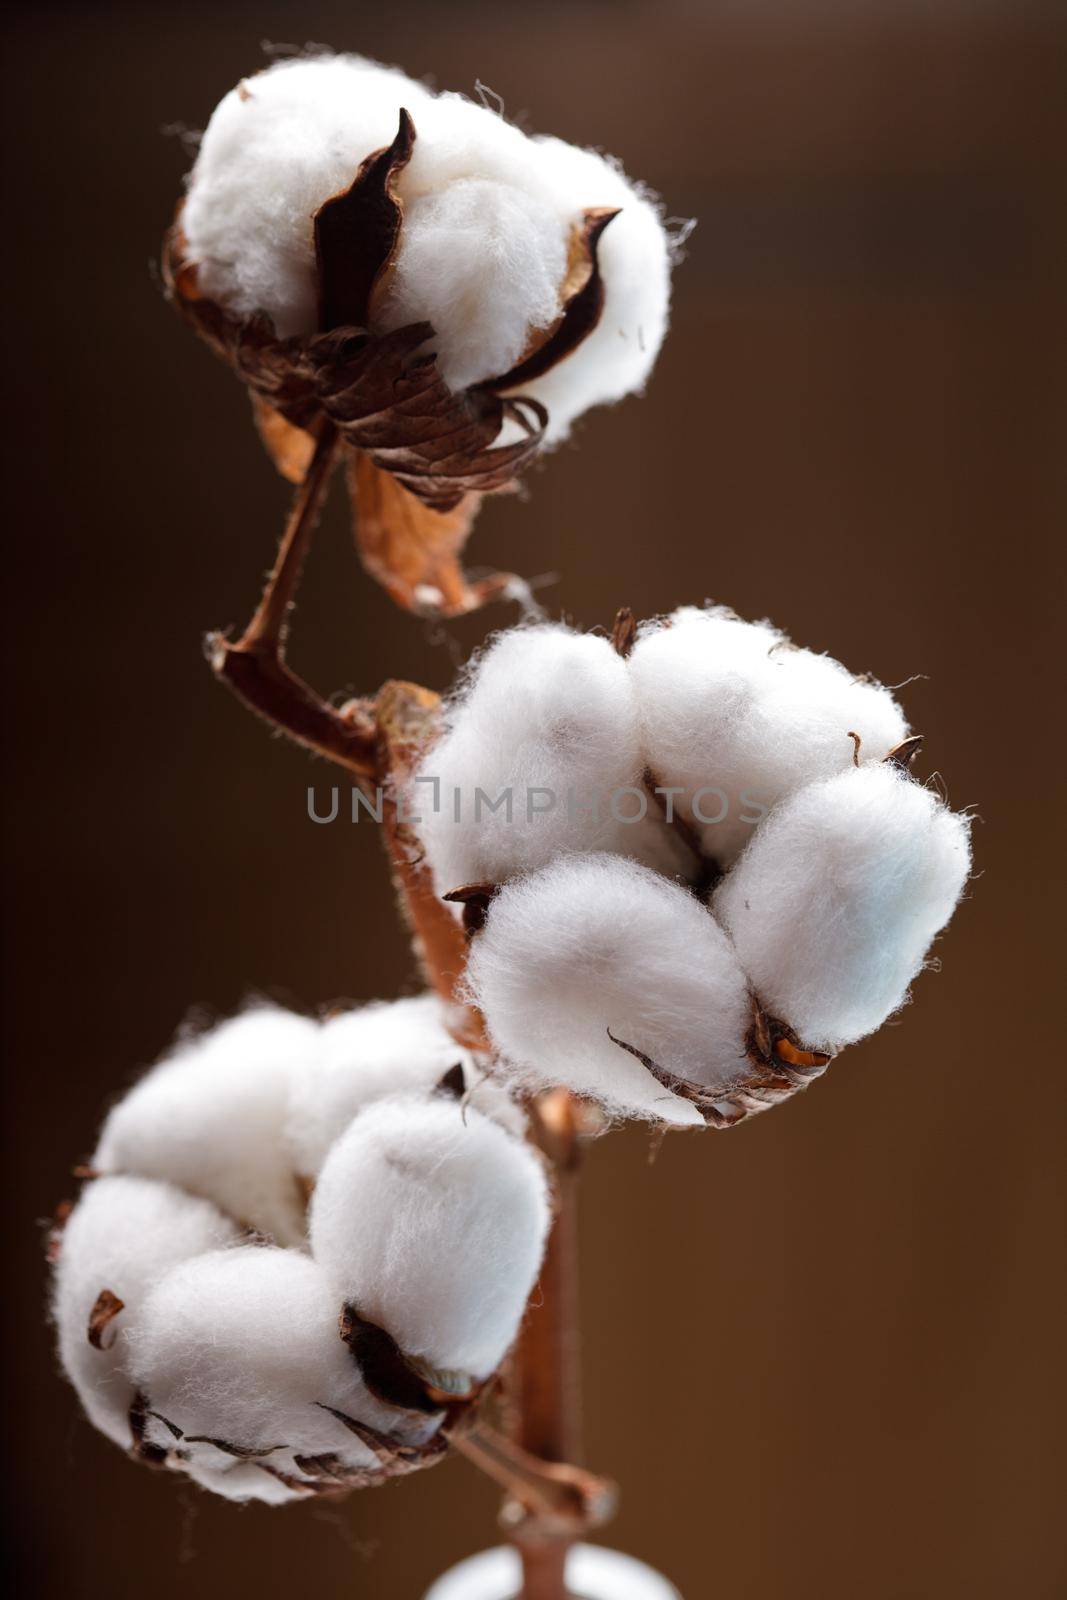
5, 2, 1065, 1596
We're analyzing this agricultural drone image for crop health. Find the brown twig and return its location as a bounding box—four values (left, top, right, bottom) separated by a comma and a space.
208, 423, 379, 780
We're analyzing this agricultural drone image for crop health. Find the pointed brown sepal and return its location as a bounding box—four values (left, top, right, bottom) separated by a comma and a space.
250, 393, 316, 483
128, 1391, 170, 1468
314, 109, 416, 332
484, 208, 620, 392
610, 606, 637, 659
183, 1435, 286, 1459
774, 1038, 832, 1070
87, 1288, 124, 1350
885, 734, 924, 771
435, 1062, 467, 1100
347, 451, 518, 616
338, 1302, 444, 1415
442, 882, 499, 936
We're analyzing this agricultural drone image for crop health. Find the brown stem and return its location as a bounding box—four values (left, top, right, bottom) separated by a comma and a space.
242, 423, 340, 653
504, 1091, 594, 1599
208, 424, 379, 779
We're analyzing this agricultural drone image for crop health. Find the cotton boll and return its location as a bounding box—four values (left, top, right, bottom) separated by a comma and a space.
466, 854, 753, 1126
95, 1006, 318, 1246
184, 55, 433, 337
715, 765, 971, 1051
630, 607, 908, 866
310, 1099, 550, 1381
52, 1176, 240, 1449
416, 624, 688, 896
509, 136, 672, 442
129, 1246, 427, 1493
285, 994, 525, 1178
377, 179, 568, 391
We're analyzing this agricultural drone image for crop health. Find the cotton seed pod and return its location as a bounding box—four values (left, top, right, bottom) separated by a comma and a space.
715, 764, 972, 1051
416, 624, 687, 898
465, 854, 755, 1127
285, 993, 526, 1179
310, 1097, 551, 1387
95, 1005, 318, 1246
128, 1246, 440, 1504
51, 1176, 240, 1450
168, 53, 674, 614
629, 606, 908, 867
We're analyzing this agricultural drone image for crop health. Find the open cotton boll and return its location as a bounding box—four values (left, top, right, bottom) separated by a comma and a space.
466, 854, 753, 1126
715, 765, 971, 1051
129, 1246, 427, 1496
95, 1006, 317, 1246
183, 54, 432, 337
507, 135, 672, 442
416, 624, 687, 896
285, 994, 525, 1178
630, 607, 908, 866
310, 1098, 550, 1382
52, 1176, 240, 1450
377, 178, 568, 391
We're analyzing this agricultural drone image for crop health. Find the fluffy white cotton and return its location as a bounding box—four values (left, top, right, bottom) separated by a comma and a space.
129, 1246, 432, 1502
416, 624, 687, 896
630, 607, 909, 866
715, 765, 971, 1050
507, 135, 673, 441
376, 179, 567, 391
52, 1176, 240, 1449
183, 55, 670, 423
310, 1098, 550, 1381
183, 56, 433, 337
466, 854, 753, 1126
285, 993, 525, 1177
95, 1006, 317, 1246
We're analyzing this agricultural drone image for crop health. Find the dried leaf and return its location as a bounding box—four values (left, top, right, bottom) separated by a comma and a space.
250, 394, 315, 484
314, 110, 415, 332
347, 450, 516, 616
87, 1288, 124, 1350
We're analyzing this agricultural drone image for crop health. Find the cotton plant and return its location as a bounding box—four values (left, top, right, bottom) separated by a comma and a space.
50, 44, 973, 1600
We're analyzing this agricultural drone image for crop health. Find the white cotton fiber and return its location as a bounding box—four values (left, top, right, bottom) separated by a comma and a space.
52, 1175, 240, 1449
715, 764, 971, 1050
284, 993, 525, 1178
183, 55, 671, 426
376, 179, 567, 391
183, 56, 433, 338
310, 1098, 550, 1381
630, 607, 908, 866
416, 624, 687, 896
509, 135, 673, 442
129, 1246, 428, 1499
95, 1005, 317, 1246
181, 1457, 308, 1505
465, 854, 753, 1126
